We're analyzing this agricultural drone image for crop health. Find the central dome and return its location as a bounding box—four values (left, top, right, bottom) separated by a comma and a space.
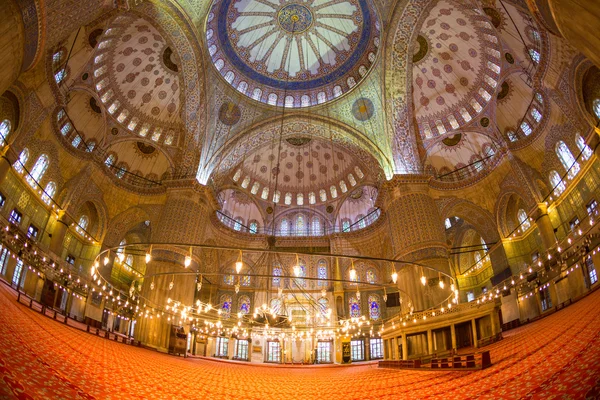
206, 0, 380, 107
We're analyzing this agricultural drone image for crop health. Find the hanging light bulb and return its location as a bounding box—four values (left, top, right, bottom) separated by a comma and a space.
321, 289, 327, 298
349, 260, 357, 281
168, 281, 174, 290
391, 270, 398, 284
356, 290, 361, 300
118, 252, 125, 263
235, 284, 240, 294
197, 281, 202, 292
438, 273, 444, 289
103, 254, 110, 266
150, 281, 155, 290
184, 247, 192, 268
236, 250, 243, 274
146, 245, 152, 263
420, 275, 427, 286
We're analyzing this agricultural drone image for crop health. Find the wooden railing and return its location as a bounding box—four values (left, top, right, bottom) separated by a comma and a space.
430, 351, 491, 370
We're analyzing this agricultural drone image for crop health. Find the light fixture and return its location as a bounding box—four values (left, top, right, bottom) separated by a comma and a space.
349, 260, 357, 281
293, 254, 301, 277
103, 253, 110, 266
438, 273, 444, 289
185, 247, 192, 268
235, 250, 243, 274
146, 245, 152, 263
118, 252, 125, 263
420, 268, 427, 286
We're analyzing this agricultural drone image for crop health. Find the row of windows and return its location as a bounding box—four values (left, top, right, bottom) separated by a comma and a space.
232, 167, 364, 205
57, 110, 95, 152
349, 294, 382, 320
13, 149, 56, 206
506, 93, 544, 143
549, 137, 591, 197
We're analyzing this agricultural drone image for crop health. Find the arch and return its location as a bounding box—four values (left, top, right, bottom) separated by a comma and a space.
438, 198, 500, 243
104, 206, 154, 247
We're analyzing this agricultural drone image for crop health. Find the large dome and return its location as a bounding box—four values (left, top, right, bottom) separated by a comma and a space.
206, 0, 381, 107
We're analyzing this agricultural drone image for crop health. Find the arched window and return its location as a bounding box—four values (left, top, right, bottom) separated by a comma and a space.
241, 275, 251, 286
520, 121, 532, 136
220, 295, 232, 319
13, 148, 29, 174
531, 108, 542, 122
41, 181, 56, 205
317, 259, 327, 286
342, 220, 350, 232
593, 99, 600, 119
330, 185, 338, 199
445, 218, 452, 229
349, 297, 360, 318
272, 264, 282, 287
270, 298, 281, 315
308, 192, 316, 204
296, 193, 303, 206
241, 176, 250, 188
528, 49, 540, 63
232, 169, 242, 182
368, 295, 380, 320
250, 182, 259, 194
339, 180, 347, 193
347, 173, 356, 186
294, 258, 307, 288
366, 269, 376, 284
507, 130, 518, 142
239, 296, 251, 314
104, 154, 115, 167
556, 141, 580, 177
357, 215, 366, 229
76, 215, 89, 235
233, 217, 243, 231
54, 69, 67, 84
249, 221, 258, 234
549, 170, 566, 196
517, 209, 530, 231
60, 122, 72, 136
576, 134, 593, 160
312, 217, 321, 236
319, 189, 327, 202
284, 192, 292, 205
318, 297, 329, 316
27, 154, 49, 187
261, 187, 269, 200
354, 166, 364, 179
0, 119, 11, 145
224, 274, 234, 285
280, 218, 289, 236
296, 214, 306, 236
273, 190, 280, 203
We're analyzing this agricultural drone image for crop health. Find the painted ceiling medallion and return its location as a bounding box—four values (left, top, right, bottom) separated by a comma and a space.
352, 97, 374, 121
206, 0, 381, 107
218, 102, 242, 126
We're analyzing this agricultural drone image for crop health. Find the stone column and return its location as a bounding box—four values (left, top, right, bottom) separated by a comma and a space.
471, 319, 478, 348
427, 329, 433, 355
401, 334, 408, 360
49, 214, 72, 257
533, 203, 557, 252
134, 182, 213, 351
450, 324, 456, 350
0, 0, 24, 96
381, 176, 452, 311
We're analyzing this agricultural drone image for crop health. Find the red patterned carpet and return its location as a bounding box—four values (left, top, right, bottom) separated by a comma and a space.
0, 285, 599, 399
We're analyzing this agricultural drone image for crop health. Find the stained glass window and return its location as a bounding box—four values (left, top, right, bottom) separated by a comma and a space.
0, 120, 11, 145
221, 295, 232, 319
284, 192, 292, 205
366, 269, 376, 284
342, 220, 350, 233
270, 298, 281, 315
319, 189, 327, 202
531, 108, 542, 122
76, 215, 89, 235
368, 295, 380, 320
224, 274, 234, 285
594, 99, 600, 119
234, 217, 243, 231
272, 264, 282, 287
280, 218, 289, 236
556, 141, 580, 177
507, 130, 518, 142
312, 217, 322, 235
239, 296, 250, 314
549, 170, 566, 196
241, 275, 251, 286
318, 297, 329, 316
349, 297, 360, 318
575, 134, 593, 160
295, 258, 307, 288
26, 154, 49, 187
520, 121, 532, 136
296, 214, 306, 235
330, 185, 338, 198
249, 221, 258, 234
317, 260, 327, 286
42, 181, 56, 205
518, 209, 530, 231
308, 192, 316, 204
13, 149, 29, 174
528, 49, 540, 63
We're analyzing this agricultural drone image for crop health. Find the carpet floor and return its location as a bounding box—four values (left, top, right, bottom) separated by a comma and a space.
0, 285, 599, 399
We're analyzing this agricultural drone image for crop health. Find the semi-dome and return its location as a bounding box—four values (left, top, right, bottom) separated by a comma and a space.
206, 0, 381, 107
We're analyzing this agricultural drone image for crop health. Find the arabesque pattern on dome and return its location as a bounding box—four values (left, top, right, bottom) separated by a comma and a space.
92, 15, 183, 147
412, 0, 502, 140
206, 0, 380, 107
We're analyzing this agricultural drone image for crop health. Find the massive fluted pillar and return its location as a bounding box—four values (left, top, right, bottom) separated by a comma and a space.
134, 182, 214, 350
381, 176, 452, 311
533, 203, 557, 252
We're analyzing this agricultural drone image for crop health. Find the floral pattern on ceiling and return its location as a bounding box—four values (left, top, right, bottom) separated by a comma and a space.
206, 0, 381, 108
92, 14, 183, 147
412, 0, 502, 140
